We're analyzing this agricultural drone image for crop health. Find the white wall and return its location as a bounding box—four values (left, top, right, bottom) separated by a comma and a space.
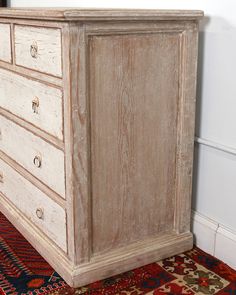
8, 0, 236, 232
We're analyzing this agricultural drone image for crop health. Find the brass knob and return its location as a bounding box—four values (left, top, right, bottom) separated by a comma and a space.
33, 155, 42, 168
0, 172, 3, 183
36, 208, 44, 220
32, 97, 39, 114
30, 41, 38, 58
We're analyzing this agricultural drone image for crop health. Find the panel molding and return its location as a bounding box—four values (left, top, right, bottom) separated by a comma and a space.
173, 22, 199, 234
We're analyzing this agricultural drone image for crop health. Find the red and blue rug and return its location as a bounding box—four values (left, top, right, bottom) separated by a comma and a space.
0, 212, 236, 294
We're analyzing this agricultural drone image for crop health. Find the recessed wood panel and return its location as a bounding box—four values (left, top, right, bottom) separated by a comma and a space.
89, 33, 180, 255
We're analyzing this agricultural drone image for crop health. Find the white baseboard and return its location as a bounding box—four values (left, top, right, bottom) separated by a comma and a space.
215, 226, 236, 270
191, 210, 218, 255
191, 210, 236, 270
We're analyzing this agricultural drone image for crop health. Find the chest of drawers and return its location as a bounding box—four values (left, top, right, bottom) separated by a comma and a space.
0, 8, 203, 287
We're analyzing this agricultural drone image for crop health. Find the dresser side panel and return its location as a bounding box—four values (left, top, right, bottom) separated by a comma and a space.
89, 33, 180, 254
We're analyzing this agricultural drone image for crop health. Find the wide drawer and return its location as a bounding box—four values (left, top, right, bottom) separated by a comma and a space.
14, 25, 62, 77
0, 68, 63, 140
0, 23, 12, 63
0, 158, 67, 252
0, 115, 65, 198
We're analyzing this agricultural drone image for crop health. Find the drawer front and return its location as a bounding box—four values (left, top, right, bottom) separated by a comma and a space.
0, 23, 12, 63
14, 25, 62, 77
0, 158, 67, 251
0, 115, 65, 198
0, 68, 63, 140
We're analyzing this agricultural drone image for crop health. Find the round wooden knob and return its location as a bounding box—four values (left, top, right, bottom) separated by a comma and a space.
36, 208, 44, 219
33, 155, 42, 168
0, 172, 3, 183
30, 41, 38, 58
32, 97, 39, 114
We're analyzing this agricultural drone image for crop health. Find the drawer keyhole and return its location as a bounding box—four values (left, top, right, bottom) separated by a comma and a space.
36, 208, 44, 220
32, 97, 39, 114
30, 41, 38, 58
33, 155, 42, 168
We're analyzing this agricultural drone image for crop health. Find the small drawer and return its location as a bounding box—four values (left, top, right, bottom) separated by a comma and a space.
0, 115, 65, 198
0, 23, 12, 63
0, 68, 63, 140
14, 25, 62, 77
0, 158, 67, 252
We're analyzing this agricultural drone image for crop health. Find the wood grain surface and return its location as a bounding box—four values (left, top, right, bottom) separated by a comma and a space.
89, 33, 180, 254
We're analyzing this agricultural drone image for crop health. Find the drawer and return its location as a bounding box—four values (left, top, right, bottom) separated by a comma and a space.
0, 68, 63, 140
14, 25, 62, 77
0, 158, 67, 252
0, 115, 65, 198
0, 23, 12, 63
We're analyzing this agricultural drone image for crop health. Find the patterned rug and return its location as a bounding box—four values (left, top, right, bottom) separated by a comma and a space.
0, 212, 236, 295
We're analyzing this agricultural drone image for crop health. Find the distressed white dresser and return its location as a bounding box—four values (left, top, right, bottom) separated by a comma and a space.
0, 9, 203, 287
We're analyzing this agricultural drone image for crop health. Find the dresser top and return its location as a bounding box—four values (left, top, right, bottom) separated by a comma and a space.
0, 8, 203, 21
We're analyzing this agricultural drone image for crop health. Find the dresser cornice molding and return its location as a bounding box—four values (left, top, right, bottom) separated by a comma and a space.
0, 8, 204, 21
